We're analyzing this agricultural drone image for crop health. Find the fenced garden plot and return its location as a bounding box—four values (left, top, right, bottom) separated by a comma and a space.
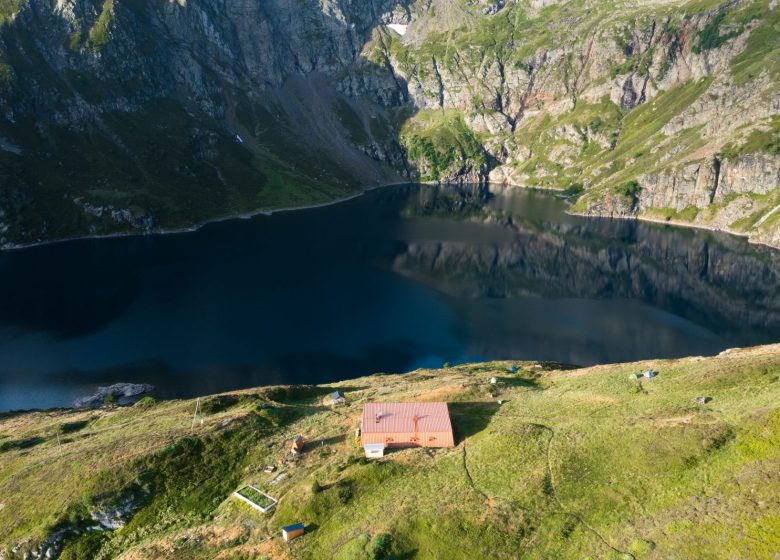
233, 485, 277, 512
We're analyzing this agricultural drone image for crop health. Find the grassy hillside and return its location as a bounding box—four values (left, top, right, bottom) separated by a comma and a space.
1, 345, 779, 559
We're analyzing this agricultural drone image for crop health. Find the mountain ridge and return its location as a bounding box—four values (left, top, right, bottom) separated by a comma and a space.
0, 0, 778, 247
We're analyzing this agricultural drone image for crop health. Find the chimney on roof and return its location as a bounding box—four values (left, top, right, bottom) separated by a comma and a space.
413, 414, 419, 432
375, 412, 381, 423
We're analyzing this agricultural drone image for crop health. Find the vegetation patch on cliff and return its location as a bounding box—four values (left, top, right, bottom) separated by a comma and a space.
729, 2, 780, 86
0, 0, 22, 24
720, 116, 780, 159
88, 0, 114, 50
642, 205, 701, 222
401, 109, 486, 182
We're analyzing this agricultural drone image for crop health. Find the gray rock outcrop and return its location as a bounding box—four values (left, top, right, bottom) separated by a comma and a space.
74, 382, 153, 408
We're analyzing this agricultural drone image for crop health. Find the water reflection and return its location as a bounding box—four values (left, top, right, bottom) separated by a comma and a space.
1, 183, 778, 410
394, 184, 780, 340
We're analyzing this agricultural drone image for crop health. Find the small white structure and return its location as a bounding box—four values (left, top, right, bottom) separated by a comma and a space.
386, 23, 408, 35
364, 442, 385, 458
490, 377, 498, 384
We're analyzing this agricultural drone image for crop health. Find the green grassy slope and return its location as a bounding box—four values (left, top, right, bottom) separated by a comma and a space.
0, 94, 370, 245
1, 345, 779, 559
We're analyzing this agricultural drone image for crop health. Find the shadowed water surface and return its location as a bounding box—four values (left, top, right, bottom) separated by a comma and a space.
1, 184, 779, 410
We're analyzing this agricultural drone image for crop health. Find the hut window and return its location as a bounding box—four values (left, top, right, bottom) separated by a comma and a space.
385, 437, 394, 443
428, 436, 436, 442
410, 436, 419, 443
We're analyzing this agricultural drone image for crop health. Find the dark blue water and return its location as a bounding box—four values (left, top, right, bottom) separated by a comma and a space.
2, 184, 779, 411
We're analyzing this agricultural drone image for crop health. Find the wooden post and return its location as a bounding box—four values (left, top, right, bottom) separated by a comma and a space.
191, 398, 201, 431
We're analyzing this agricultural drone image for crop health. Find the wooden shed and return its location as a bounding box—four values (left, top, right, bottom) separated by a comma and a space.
282, 522, 305, 542
361, 402, 455, 450
290, 434, 305, 454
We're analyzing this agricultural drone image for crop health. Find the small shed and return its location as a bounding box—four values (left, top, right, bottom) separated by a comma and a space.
642, 370, 658, 379
508, 366, 519, 373
282, 523, 305, 542
327, 390, 346, 407
290, 435, 305, 454
364, 443, 385, 458
489, 377, 498, 385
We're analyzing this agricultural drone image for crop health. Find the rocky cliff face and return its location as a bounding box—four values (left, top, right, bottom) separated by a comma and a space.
0, 0, 778, 247
370, 0, 780, 246
638, 152, 780, 208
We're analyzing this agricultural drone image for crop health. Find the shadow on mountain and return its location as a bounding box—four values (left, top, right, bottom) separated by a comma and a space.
0, 0, 417, 244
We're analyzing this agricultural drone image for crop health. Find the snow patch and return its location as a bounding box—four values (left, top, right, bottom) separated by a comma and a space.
386, 23, 407, 36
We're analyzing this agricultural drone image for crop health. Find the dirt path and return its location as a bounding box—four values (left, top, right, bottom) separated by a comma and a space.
755, 202, 780, 228
460, 441, 489, 502
535, 423, 636, 560
460, 423, 635, 560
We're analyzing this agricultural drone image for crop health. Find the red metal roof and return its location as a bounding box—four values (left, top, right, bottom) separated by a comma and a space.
362, 402, 453, 434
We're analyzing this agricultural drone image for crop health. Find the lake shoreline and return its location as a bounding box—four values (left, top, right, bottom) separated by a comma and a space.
0, 343, 743, 414
488, 183, 780, 252
0, 181, 416, 252
4, 180, 778, 252
567, 210, 780, 251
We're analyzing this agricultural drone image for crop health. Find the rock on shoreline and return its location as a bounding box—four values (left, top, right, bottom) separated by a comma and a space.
74, 383, 154, 408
